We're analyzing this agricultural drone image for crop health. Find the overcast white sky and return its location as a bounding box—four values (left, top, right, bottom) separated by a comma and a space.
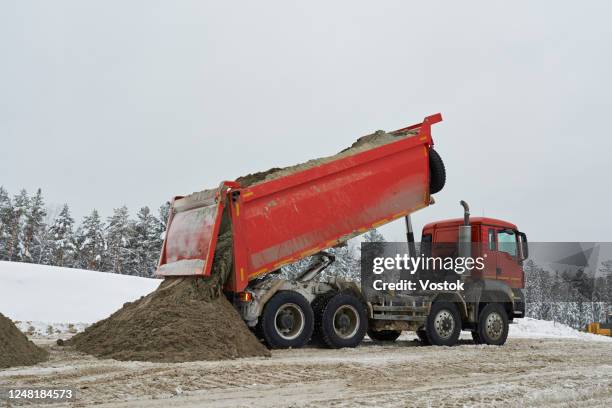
1, 0, 611, 242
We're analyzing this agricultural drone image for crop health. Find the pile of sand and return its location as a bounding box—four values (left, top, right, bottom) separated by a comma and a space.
68, 277, 270, 362
237, 128, 417, 187
68, 219, 269, 362
0, 313, 48, 369
68, 223, 270, 362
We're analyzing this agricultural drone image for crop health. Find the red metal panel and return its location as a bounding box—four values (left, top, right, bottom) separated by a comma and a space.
156, 114, 442, 289
228, 116, 441, 292
156, 188, 225, 277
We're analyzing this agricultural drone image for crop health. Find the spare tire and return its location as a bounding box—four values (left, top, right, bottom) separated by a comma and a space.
429, 148, 446, 194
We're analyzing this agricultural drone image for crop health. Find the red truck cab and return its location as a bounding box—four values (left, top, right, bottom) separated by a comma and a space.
422, 217, 528, 289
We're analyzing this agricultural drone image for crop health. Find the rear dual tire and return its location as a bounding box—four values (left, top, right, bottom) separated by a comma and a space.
259, 291, 314, 349
258, 290, 368, 349
314, 292, 368, 348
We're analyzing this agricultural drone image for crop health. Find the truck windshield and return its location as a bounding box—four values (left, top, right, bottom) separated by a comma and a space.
497, 230, 517, 257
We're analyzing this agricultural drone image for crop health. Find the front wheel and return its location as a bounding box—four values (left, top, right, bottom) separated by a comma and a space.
425, 302, 461, 346
476, 303, 509, 346
259, 290, 314, 349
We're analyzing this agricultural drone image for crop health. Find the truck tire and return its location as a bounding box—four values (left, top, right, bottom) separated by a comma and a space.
367, 329, 401, 342
259, 290, 314, 349
416, 328, 431, 345
429, 148, 446, 195
310, 293, 334, 346
316, 291, 367, 348
476, 303, 509, 346
425, 302, 461, 346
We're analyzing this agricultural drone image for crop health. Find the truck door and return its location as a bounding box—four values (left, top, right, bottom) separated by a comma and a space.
495, 229, 523, 288
482, 228, 498, 279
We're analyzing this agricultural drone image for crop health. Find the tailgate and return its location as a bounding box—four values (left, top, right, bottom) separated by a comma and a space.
156, 187, 225, 277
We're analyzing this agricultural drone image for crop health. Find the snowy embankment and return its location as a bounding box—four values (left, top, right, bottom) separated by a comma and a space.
1, 261, 610, 342
509, 316, 611, 342
0, 261, 160, 335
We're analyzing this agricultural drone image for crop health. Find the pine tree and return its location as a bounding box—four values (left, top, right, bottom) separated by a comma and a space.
156, 201, 171, 247
0, 187, 12, 260
599, 260, 612, 317
6, 189, 29, 261
47, 204, 75, 267
105, 206, 132, 274
158, 201, 171, 230
363, 228, 386, 243
74, 210, 106, 270
130, 206, 160, 277
22, 188, 47, 262
320, 243, 360, 281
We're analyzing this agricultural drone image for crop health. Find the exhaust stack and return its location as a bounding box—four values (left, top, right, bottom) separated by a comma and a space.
458, 200, 472, 266
460, 200, 470, 226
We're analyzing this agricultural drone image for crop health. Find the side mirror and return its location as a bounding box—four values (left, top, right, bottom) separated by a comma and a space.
518, 232, 529, 260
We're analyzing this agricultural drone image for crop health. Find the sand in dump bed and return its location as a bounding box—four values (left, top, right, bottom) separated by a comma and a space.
68, 277, 270, 362
236, 128, 418, 187
0, 313, 48, 368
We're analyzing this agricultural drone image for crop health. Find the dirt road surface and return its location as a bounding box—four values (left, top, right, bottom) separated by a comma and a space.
1, 335, 611, 407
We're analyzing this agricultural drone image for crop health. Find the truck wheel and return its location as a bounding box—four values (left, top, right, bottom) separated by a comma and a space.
310, 293, 334, 346
476, 303, 509, 346
425, 302, 461, 346
429, 148, 446, 195
259, 290, 314, 349
317, 292, 367, 348
416, 328, 431, 345
367, 329, 401, 342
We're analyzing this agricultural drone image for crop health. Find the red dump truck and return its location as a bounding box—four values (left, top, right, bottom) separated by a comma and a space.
156, 114, 528, 348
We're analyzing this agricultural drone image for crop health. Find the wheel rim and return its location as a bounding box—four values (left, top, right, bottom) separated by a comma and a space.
484, 311, 503, 341
274, 303, 305, 340
333, 305, 360, 339
433, 309, 455, 339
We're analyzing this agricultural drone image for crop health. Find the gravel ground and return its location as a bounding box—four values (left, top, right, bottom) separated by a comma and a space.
1, 334, 611, 407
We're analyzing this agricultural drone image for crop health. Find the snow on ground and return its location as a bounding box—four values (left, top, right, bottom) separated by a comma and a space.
0, 261, 160, 324
1, 261, 609, 343
509, 317, 612, 342
13, 320, 89, 337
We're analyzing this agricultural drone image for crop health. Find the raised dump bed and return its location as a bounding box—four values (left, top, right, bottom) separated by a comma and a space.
156, 113, 444, 293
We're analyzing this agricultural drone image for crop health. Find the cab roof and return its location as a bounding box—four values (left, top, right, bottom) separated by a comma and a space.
423, 217, 518, 231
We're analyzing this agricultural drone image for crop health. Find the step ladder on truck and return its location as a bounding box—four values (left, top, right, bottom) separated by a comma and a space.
155, 114, 529, 348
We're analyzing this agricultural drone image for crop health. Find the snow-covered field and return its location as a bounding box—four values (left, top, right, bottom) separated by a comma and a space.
1, 261, 609, 344
510, 316, 612, 342
0, 261, 160, 326
1, 261, 611, 407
